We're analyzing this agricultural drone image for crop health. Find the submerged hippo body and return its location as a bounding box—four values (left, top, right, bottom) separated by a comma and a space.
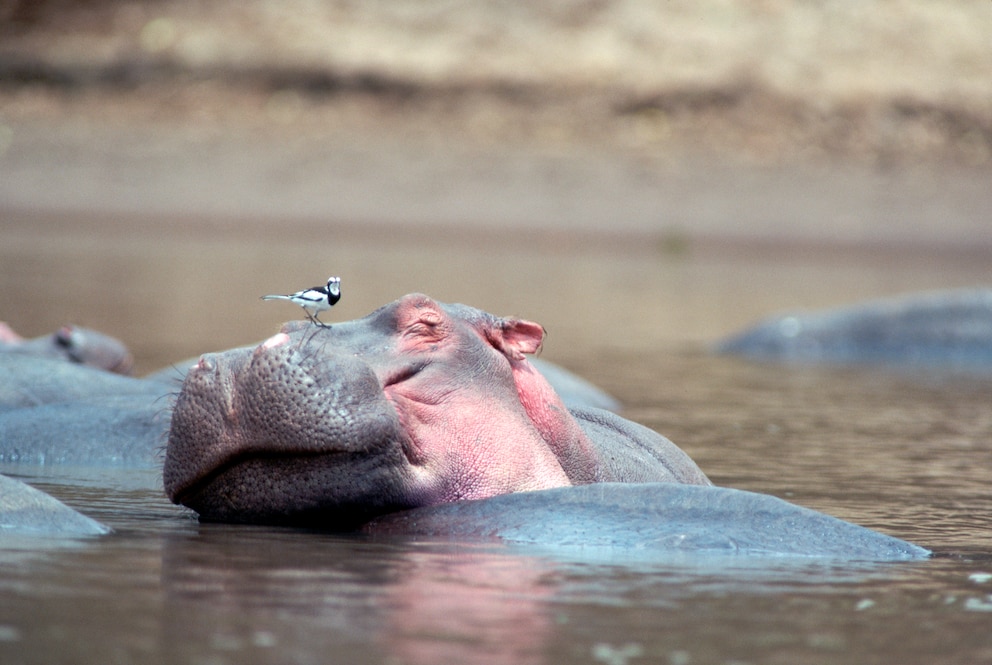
365, 483, 929, 560
718, 288, 992, 369
164, 294, 711, 528
0, 473, 109, 536
0, 323, 157, 466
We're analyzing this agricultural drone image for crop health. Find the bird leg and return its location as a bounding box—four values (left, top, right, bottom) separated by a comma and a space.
306, 310, 331, 329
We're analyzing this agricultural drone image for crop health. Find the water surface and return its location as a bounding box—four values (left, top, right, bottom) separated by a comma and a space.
1, 224, 991, 665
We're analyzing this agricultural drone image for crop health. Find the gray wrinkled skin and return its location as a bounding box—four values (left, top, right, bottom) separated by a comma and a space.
166, 343, 419, 527
717, 288, 992, 368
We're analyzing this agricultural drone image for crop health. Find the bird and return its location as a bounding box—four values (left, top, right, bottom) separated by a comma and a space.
261, 276, 341, 328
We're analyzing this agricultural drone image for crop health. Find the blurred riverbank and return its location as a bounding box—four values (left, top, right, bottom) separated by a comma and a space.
1, 1, 990, 371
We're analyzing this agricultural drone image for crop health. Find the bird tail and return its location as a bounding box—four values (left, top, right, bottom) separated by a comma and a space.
260, 295, 292, 301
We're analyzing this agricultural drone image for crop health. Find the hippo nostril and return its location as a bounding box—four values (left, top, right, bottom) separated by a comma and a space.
196, 355, 217, 372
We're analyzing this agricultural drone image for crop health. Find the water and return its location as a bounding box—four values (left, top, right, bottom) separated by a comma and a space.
1, 223, 992, 664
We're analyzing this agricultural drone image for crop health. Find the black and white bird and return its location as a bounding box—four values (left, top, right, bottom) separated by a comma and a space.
261, 276, 341, 328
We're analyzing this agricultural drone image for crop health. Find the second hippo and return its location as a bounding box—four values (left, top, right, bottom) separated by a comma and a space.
717, 288, 992, 369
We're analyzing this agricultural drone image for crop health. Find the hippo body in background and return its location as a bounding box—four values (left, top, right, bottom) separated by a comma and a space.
0, 322, 156, 466
717, 288, 992, 369
0, 353, 164, 412
527, 358, 621, 412
0, 354, 171, 466
164, 294, 711, 529
0, 394, 169, 467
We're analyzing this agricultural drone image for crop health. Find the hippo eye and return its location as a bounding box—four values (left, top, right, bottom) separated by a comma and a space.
403, 311, 445, 340
405, 322, 434, 338
55, 327, 75, 349
419, 311, 442, 326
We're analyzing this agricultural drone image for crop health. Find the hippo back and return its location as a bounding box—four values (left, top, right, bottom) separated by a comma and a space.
570, 407, 711, 485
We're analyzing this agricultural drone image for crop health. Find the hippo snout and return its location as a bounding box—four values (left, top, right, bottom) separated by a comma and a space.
163, 337, 411, 524
193, 355, 215, 373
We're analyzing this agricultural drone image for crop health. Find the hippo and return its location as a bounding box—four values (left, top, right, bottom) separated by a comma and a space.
0, 321, 134, 375
0, 334, 169, 534
0, 300, 929, 559
0, 353, 172, 466
161, 294, 928, 560
0, 332, 626, 535
717, 288, 992, 369
164, 293, 710, 529
0, 473, 109, 536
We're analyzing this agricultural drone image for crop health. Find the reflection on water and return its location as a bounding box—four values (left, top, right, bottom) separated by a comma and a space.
1, 222, 992, 664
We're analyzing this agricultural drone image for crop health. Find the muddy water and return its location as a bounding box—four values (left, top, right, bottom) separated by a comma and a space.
2, 222, 992, 664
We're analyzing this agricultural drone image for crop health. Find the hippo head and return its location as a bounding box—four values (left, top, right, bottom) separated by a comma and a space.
0, 323, 135, 375
164, 294, 601, 528
52, 325, 135, 375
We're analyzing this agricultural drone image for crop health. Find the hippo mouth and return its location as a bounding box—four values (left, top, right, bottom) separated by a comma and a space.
169, 448, 351, 507
163, 334, 418, 525
171, 450, 413, 527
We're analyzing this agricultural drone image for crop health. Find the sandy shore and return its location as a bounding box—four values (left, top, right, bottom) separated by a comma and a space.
1, 0, 991, 246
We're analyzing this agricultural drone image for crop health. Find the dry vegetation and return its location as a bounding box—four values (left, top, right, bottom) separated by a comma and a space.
1, 0, 991, 166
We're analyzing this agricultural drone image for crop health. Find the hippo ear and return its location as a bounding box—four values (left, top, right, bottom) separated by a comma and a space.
487, 318, 545, 361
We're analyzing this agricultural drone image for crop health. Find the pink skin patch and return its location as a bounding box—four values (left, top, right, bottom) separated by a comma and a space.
378, 296, 580, 501
0, 322, 24, 344
262, 333, 291, 349
509, 359, 602, 484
